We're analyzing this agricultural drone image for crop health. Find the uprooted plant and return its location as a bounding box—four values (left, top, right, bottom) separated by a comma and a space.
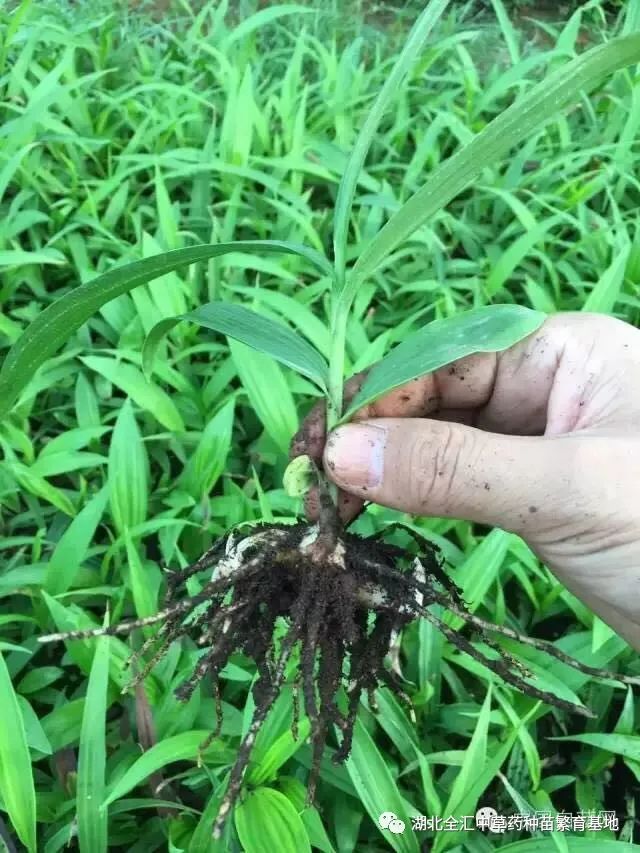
4, 0, 640, 838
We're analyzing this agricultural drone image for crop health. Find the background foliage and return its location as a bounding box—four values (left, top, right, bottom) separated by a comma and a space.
1, 0, 640, 850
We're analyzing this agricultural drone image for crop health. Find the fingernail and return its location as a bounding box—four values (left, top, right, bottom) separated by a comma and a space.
324, 424, 386, 489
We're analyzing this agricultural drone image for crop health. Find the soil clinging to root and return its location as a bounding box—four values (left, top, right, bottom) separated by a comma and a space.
40, 518, 640, 837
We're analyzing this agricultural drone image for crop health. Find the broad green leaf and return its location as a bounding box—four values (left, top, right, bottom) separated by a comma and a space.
347, 34, 640, 297
143, 301, 328, 391
4, 459, 76, 516
0, 241, 331, 420
41, 699, 87, 753
333, 0, 450, 281
248, 718, 311, 786
0, 248, 65, 268
345, 716, 420, 853
80, 356, 184, 432
77, 634, 110, 853
498, 842, 640, 852
277, 777, 336, 853
229, 339, 298, 454
45, 486, 109, 595
102, 731, 235, 806
18, 695, 52, 755
180, 398, 235, 500
108, 400, 148, 536
124, 532, 160, 622
344, 306, 545, 419
0, 652, 37, 852
234, 787, 311, 853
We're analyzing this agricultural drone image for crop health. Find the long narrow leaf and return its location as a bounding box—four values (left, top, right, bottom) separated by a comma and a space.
77, 635, 110, 853
0, 653, 37, 852
347, 34, 640, 298
142, 301, 328, 390
0, 241, 331, 420
102, 731, 235, 807
332, 0, 450, 282
345, 717, 420, 853
343, 305, 545, 419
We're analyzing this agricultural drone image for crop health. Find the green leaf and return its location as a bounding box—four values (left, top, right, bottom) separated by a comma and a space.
347, 34, 640, 296
102, 731, 235, 807
344, 306, 546, 419
3, 459, 76, 516
497, 841, 640, 852
234, 787, 311, 853
222, 5, 313, 49
550, 732, 640, 761
0, 652, 37, 852
277, 777, 336, 853
80, 356, 184, 432
108, 400, 149, 536
345, 716, 420, 853
40, 593, 148, 698
230, 339, 298, 454
0, 240, 331, 420
248, 718, 311, 786
180, 399, 235, 500
439, 687, 492, 823
582, 239, 631, 314
77, 634, 110, 853
333, 0, 450, 281
142, 301, 328, 391
187, 774, 230, 853
45, 486, 109, 595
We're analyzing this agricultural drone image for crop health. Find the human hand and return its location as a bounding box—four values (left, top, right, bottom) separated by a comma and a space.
290, 312, 640, 650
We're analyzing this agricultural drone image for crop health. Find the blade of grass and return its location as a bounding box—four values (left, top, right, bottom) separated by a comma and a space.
77, 634, 110, 853
344, 306, 545, 419
0, 652, 37, 853
332, 0, 450, 285
142, 302, 328, 391
347, 34, 640, 299
345, 716, 420, 853
0, 241, 331, 420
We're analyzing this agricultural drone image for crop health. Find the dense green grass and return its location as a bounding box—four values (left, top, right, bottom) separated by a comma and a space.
2, 0, 640, 851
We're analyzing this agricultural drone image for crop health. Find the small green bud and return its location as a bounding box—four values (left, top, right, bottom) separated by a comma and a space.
283, 454, 315, 498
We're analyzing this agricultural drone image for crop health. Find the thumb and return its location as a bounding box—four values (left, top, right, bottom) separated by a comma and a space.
323, 418, 573, 533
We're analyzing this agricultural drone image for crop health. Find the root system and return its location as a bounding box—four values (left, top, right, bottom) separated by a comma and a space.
40, 509, 640, 838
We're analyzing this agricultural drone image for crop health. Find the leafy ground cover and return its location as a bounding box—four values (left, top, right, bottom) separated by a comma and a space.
1, 1, 640, 851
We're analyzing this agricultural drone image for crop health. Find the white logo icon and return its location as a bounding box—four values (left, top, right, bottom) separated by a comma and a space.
378, 811, 406, 834
476, 806, 500, 832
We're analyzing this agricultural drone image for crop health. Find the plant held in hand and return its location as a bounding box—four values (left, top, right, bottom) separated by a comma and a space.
4, 0, 640, 837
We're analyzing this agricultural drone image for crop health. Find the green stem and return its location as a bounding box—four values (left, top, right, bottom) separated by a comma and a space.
324, 285, 350, 508
327, 293, 349, 433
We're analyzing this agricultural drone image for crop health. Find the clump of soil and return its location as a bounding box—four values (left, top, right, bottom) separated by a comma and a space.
40, 503, 640, 836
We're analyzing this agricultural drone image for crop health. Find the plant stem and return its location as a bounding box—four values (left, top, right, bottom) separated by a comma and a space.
327, 293, 349, 432
323, 285, 350, 510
